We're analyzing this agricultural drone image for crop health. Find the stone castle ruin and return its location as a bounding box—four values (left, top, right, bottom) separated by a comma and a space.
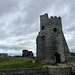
22, 50, 33, 58
36, 13, 71, 64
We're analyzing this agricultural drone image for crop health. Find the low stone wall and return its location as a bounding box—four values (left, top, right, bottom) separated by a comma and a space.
47, 66, 72, 75
67, 56, 75, 60
0, 68, 48, 75
0, 66, 72, 75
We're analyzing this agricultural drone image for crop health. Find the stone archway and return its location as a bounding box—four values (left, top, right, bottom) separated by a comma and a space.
55, 53, 61, 63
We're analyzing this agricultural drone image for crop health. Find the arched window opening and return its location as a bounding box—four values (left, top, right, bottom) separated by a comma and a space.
53, 28, 57, 33
42, 26, 45, 30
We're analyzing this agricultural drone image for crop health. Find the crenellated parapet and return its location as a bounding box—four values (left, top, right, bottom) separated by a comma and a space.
40, 13, 62, 31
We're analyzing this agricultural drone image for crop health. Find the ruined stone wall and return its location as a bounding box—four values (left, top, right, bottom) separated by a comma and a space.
0, 67, 72, 75
48, 66, 71, 75
36, 13, 71, 64
22, 50, 33, 58
0, 68, 48, 75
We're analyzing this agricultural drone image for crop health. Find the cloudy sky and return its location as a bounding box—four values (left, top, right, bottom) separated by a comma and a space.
0, 0, 75, 56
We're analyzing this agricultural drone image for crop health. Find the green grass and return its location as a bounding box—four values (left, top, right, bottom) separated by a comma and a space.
63, 60, 75, 63
0, 57, 66, 70
0, 57, 44, 70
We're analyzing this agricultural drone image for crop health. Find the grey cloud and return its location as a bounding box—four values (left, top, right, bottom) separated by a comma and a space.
0, 44, 23, 50
24, 0, 56, 25
67, 26, 75, 32
70, 46, 75, 52
0, 0, 75, 55
0, 39, 35, 52
0, 0, 20, 16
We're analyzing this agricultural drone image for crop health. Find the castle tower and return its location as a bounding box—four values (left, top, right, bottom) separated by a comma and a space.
36, 13, 71, 64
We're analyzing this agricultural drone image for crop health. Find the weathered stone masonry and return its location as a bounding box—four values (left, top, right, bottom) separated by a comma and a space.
36, 13, 71, 64
22, 50, 33, 58
0, 67, 71, 75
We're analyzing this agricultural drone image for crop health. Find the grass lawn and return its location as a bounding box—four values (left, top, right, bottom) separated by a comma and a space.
0, 57, 71, 70
0, 57, 44, 70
